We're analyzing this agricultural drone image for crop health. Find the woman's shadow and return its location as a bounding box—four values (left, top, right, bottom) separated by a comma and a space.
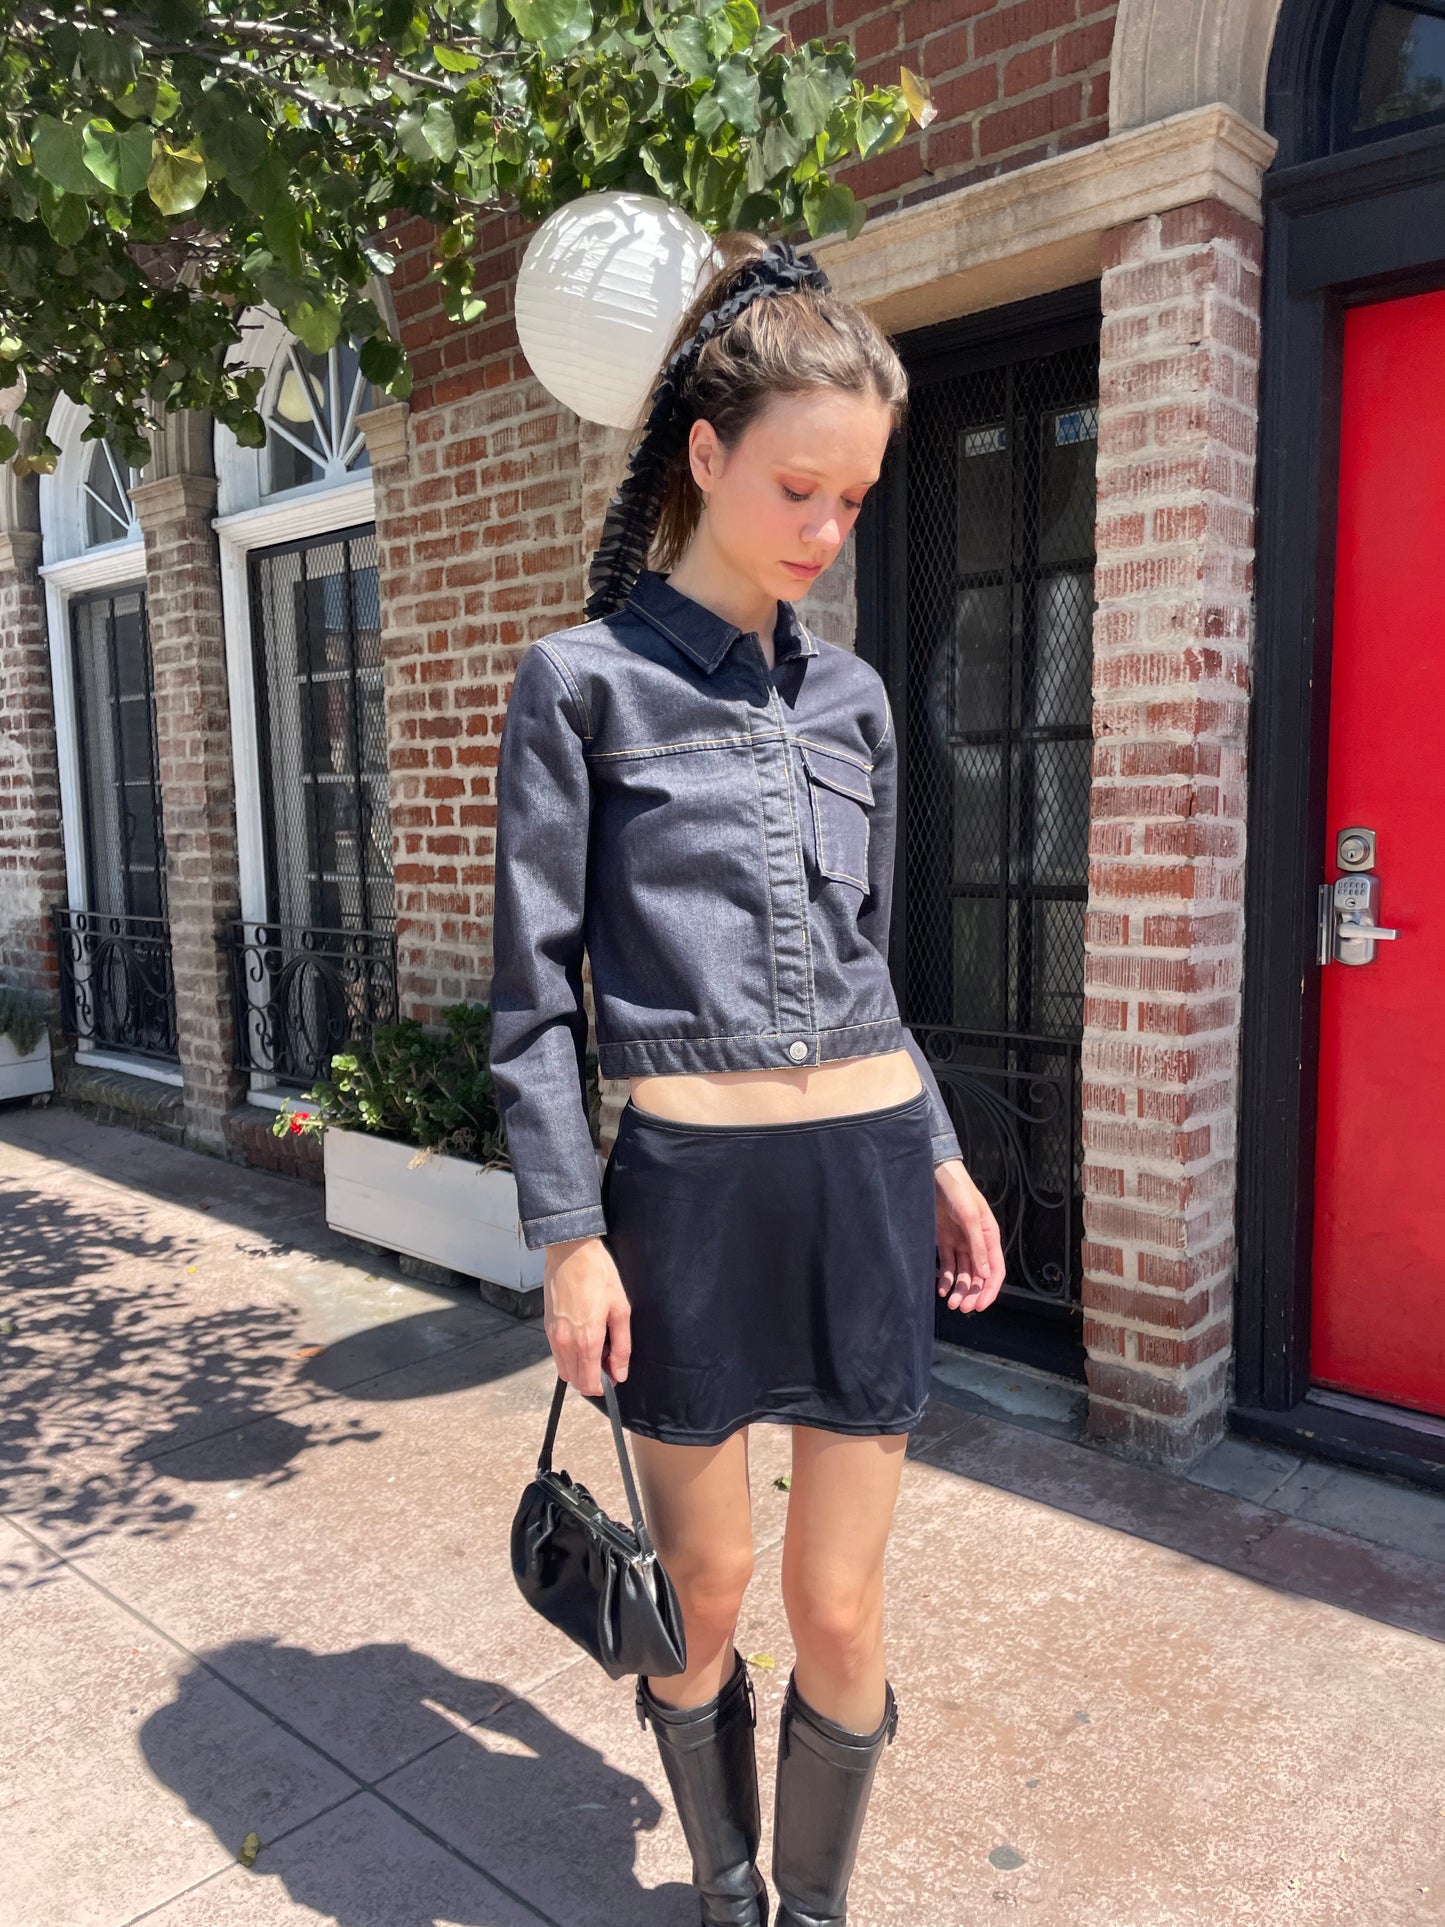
139, 1636, 701, 1924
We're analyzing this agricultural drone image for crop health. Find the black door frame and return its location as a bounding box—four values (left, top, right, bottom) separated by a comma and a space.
856, 281, 1102, 1382
1233, 119, 1445, 1491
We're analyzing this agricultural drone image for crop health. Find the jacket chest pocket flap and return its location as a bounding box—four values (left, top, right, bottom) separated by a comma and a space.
799, 743, 874, 892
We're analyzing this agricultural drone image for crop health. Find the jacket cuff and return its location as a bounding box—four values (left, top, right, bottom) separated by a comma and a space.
520, 1201, 609, 1251
931, 1128, 964, 1167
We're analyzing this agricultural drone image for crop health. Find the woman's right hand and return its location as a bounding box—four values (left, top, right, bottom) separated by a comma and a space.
542, 1235, 632, 1396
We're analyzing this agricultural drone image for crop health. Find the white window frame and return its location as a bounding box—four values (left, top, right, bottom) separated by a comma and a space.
216, 304, 387, 1105
35, 394, 178, 1083
217, 427, 379, 1105
38, 553, 181, 1085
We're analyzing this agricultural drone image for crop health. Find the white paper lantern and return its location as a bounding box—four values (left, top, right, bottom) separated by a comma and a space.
0, 365, 25, 415
514, 191, 722, 429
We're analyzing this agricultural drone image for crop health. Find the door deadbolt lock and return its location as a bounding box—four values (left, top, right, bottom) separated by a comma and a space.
1317, 826, 1401, 966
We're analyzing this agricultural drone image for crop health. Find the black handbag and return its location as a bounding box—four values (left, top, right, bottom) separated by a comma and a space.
510, 1368, 688, 1681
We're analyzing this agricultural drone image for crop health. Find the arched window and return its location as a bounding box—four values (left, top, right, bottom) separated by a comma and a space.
1334, 0, 1445, 147
262, 337, 374, 496
82, 438, 141, 548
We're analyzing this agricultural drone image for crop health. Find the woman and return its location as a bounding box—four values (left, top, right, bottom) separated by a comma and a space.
488, 230, 1006, 1927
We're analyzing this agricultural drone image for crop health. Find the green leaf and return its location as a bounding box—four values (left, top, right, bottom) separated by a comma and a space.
802, 176, 855, 239
261, 200, 304, 277
78, 27, 142, 95
639, 129, 684, 199
194, 92, 271, 181
760, 116, 805, 179
38, 184, 89, 245
359, 335, 403, 384
433, 45, 480, 72
0, 425, 18, 464
579, 86, 631, 164
288, 299, 342, 354
147, 142, 208, 215
723, 0, 761, 48
81, 120, 153, 198
420, 100, 460, 162
228, 145, 288, 217
508, 0, 596, 59
660, 15, 711, 79
782, 52, 850, 140
735, 187, 781, 231
111, 74, 181, 123
4, 165, 40, 223
396, 102, 459, 164
712, 60, 761, 134
31, 118, 95, 197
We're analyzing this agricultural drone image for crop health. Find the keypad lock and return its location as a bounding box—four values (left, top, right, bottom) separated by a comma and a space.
1317, 826, 1402, 966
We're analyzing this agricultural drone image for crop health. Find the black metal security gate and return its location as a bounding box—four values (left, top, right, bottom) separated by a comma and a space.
55, 587, 178, 1061
859, 289, 1100, 1377
229, 524, 397, 1085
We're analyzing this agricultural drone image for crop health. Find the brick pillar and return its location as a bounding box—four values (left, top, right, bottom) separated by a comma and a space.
0, 506, 67, 1003
1082, 199, 1262, 1466
129, 463, 244, 1151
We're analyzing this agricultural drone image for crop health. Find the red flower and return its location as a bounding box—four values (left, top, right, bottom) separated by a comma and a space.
289, 1111, 312, 1135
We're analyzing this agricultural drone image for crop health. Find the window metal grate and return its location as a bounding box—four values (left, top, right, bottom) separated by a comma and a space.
242, 524, 395, 1085
226, 918, 398, 1088
53, 907, 178, 1063
888, 328, 1099, 1320
69, 586, 167, 923
248, 524, 392, 933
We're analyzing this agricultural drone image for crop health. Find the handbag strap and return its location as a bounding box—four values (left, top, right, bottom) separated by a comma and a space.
538, 1369, 656, 1559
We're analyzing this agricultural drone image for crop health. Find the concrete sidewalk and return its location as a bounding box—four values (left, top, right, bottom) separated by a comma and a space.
2, 1104, 1442, 1927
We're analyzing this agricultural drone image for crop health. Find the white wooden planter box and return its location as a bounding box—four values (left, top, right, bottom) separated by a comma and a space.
0, 1032, 53, 1102
323, 1126, 604, 1298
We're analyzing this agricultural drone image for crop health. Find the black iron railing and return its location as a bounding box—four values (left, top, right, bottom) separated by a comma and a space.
52, 907, 179, 1063
912, 1023, 1083, 1306
226, 919, 398, 1087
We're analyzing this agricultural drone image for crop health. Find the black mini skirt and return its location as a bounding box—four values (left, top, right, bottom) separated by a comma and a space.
578, 1086, 939, 1446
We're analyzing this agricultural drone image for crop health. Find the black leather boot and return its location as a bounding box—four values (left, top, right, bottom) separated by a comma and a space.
636, 1648, 771, 1926
770, 1670, 899, 1927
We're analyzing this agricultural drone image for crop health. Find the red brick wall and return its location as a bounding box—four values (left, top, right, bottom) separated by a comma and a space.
367, 382, 600, 1021
819, 0, 1114, 205
1082, 200, 1263, 1463
0, 531, 66, 999
130, 474, 245, 1150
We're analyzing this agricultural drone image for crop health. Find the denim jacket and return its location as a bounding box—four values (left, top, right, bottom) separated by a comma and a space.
486, 566, 963, 1249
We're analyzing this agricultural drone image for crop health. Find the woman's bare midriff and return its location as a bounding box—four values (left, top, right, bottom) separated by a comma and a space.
627, 1048, 923, 1125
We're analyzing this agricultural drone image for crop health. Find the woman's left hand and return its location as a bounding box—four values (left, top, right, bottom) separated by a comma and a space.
933, 1159, 1006, 1313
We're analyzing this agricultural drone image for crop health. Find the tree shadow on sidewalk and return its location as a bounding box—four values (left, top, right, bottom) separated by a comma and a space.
140, 1636, 691, 1925
0, 1170, 549, 1555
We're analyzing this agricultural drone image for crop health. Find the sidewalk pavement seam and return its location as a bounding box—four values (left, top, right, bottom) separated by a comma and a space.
1, 1505, 570, 1927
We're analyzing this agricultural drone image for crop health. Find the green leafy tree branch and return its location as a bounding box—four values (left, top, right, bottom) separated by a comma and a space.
0, 0, 934, 474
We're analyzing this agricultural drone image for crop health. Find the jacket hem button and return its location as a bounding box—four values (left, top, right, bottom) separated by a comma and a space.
787, 1039, 809, 1061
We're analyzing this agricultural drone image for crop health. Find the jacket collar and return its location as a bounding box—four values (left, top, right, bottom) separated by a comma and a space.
623, 567, 819, 675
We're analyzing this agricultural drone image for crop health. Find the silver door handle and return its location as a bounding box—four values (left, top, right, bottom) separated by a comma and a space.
1339, 917, 1399, 941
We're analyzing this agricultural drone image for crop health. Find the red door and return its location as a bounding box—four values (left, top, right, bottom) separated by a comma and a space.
1310, 289, 1445, 1418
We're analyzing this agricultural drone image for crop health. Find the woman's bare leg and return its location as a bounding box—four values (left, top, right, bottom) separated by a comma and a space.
779, 1426, 909, 1732
630, 1425, 756, 1709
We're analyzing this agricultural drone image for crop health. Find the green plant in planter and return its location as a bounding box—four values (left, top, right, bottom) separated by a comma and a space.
272, 1001, 601, 1171
0, 986, 49, 1056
